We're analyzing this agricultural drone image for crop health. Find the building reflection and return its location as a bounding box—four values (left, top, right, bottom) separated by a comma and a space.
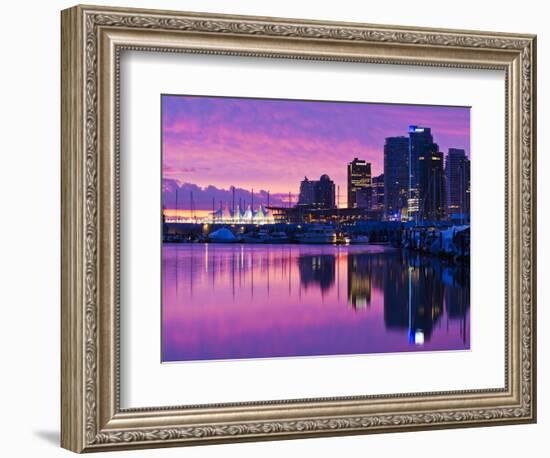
166, 244, 470, 347
381, 252, 469, 344
347, 253, 374, 309
297, 254, 335, 293
382, 252, 409, 329
443, 264, 470, 344
408, 257, 445, 342
341, 250, 469, 345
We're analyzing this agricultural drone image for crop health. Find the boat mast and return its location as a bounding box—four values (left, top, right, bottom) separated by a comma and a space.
190, 190, 195, 222
175, 187, 179, 223
337, 185, 340, 229
212, 197, 215, 223
251, 188, 254, 223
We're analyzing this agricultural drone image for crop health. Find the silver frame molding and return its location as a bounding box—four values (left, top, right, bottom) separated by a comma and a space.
61, 4, 537, 453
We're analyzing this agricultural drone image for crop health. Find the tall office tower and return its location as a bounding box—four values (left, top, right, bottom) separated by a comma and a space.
408, 126, 439, 221
298, 175, 336, 209
384, 136, 409, 220
347, 158, 371, 208
418, 149, 446, 221
445, 148, 471, 221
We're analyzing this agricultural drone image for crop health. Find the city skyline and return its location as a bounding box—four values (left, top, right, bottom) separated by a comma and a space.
162, 95, 470, 210
161, 95, 471, 363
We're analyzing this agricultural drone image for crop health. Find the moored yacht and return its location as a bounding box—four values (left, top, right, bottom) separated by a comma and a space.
349, 234, 370, 244
295, 226, 337, 244
263, 231, 290, 243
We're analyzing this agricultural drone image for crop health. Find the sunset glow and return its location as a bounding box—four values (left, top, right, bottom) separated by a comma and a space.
162, 95, 470, 210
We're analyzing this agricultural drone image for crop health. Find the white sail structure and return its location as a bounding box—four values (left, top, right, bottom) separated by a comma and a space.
222, 206, 233, 222
242, 205, 254, 222
165, 202, 274, 224
211, 207, 223, 222
256, 205, 273, 224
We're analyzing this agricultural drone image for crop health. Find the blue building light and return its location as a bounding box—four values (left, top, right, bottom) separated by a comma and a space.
409, 125, 425, 133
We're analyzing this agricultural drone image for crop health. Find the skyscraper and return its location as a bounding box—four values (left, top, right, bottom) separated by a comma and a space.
408, 126, 439, 220
384, 137, 409, 220
445, 148, 470, 220
418, 149, 446, 221
347, 158, 371, 208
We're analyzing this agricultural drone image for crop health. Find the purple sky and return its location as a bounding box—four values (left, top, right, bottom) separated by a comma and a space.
162, 95, 470, 209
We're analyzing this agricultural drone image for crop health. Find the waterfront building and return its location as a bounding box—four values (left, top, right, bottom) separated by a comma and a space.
297, 174, 336, 209
298, 176, 316, 205
418, 149, 446, 221
371, 174, 384, 213
317, 174, 336, 209
383, 136, 409, 220
355, 176, 384, 221
347, 158, 371, 208
269, 206, 381, 224
408, 126, 439, 221
445, 148, 470, 221
355, 187, 372, 210
167, 202, 274, 225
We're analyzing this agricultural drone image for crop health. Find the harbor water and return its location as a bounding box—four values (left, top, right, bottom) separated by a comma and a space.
162, 244, 470, 362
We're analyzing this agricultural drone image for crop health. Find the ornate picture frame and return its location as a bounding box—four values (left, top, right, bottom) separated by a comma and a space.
61, 4, 536, 453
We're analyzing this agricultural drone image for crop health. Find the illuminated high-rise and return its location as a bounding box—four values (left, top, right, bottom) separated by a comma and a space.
384, 137, 409, 220
371, 174, 385, 213
347, 158, 371, 208
445, 148, 470, 221
418, 149, 446, 221
408, 126, 439, 221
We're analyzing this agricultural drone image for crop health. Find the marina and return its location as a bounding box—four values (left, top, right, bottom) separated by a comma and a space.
163, 220, 470, 261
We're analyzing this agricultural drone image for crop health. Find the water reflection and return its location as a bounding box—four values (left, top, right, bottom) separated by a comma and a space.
347, 253, 374, 309
162, 244, 470, 362
298, 254, 336, 294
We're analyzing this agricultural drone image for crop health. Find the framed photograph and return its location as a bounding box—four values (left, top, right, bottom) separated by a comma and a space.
61, 4, 537, 453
